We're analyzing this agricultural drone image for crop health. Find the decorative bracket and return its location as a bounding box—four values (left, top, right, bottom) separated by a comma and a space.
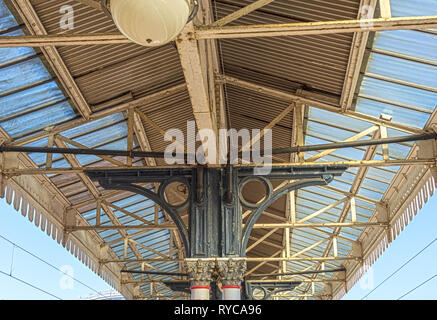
85, 165, 347, 264
244, 281, 302, 300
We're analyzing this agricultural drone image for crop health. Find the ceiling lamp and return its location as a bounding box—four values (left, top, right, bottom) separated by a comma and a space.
102, 0, 199, 47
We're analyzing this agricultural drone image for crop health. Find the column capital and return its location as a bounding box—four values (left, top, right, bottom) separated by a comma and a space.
216, 258, 247, 286
185, 258, 215, 286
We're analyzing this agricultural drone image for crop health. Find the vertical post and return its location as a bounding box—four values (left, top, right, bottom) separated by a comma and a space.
283, 227, 290, 275
333, 237, 338, 258
124, 238, 128, 260
154, 201, 160, 225
46, 134, 54, 169
191, 286, 210, 300
294, 102, 305, 162
379, 0, 391, 19
350, 196, 357, 223
379, 125, 389, 160
96, 200, 101, 226
379, 114, 392, 161
186, 259, 215, 300
217, 258, 247, 300
127, 108, 134, 167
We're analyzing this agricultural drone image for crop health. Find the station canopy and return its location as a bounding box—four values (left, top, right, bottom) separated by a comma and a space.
0, 0, 436, 299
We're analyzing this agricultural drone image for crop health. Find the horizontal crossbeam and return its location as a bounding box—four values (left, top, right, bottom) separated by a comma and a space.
102, 256, 358, 264
1, 16, 436, 47
0, 158, 434, 176
196, 15, 437, 39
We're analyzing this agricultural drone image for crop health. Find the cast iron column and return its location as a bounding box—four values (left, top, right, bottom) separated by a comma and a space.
217, 258, 247, 300
185, 259, 215, 300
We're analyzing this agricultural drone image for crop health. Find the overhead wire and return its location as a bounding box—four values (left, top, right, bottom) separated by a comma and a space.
0, 233, 106, 298
361, 237, 437, 300
397, 273, 437, 300
0, 270, 62, 300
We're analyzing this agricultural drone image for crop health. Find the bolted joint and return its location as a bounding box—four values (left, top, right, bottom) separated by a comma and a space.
216, 258, 247, 287
185, 258, 215, 286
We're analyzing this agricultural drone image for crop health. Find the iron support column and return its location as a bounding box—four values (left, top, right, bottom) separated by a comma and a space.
217, 258, 247, 300
185, 259, 215, 300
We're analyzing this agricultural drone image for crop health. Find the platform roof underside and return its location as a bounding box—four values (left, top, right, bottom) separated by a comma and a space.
0, 0, 436, 300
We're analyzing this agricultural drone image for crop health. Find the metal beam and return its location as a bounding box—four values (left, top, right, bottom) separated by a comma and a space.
241, 103, 295, 152
252, 222, 387, 229
103, 256, 358, 264
196, 15, 437, 39
11, 83, 187, 147
11, 0, 92, 119
2, 16, 437, 46
208, 0, 277, 27
340, 0, 377, 111
379, 0, 392, 19
297, 198, 348, 224
0, 158, 434, 177
67, 221, 387, 231
176, 22, 218, 157
123, 278, 343, 284
305, 126, 379, 162
133, 112, 157, 167
2, 129, 435, 164
55, 134, 125, 167
67, 225, 178, 231
221, 75, 425, 134
0, 33, 129, 47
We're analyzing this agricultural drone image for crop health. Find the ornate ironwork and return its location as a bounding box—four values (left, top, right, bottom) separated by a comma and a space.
216, 258, 247, 287
244, 281, 302, 300
86, 164, 347, 299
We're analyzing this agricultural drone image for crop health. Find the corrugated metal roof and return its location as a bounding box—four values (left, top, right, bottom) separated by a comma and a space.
215, 0, 358, 96
31, 0, 185, 106
288, 0, 437, 298
0, 0, 436, 300
0, 4, 77, 140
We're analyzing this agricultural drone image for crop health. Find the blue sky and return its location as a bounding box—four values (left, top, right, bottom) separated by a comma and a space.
0, 199, 114, 300
0, 193, 436, 300
344, 194, 437, 300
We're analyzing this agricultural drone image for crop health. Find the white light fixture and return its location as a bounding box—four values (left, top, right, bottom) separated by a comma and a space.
106, 0, 197, 47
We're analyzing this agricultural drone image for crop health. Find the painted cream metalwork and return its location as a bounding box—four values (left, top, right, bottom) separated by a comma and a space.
0, 0, 436, 300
